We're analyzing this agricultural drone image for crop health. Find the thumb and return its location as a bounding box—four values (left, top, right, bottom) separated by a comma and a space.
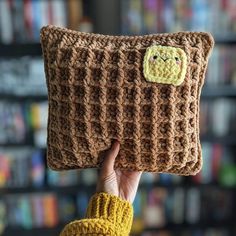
101, 140, 120, 177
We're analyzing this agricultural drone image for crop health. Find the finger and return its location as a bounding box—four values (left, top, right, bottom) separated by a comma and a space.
133, 171, 142, 180
125, 171, 142, 203
130, 171, 142, 192
101, 140, 120, 176
134, 171, 142, 185
122, 170, 142, 182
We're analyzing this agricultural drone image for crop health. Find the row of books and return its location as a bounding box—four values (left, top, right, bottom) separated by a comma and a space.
0, 147, 98, 188
200, 100, 236, 137
0, 0, 67, 43
3, 193, 59, 229
1, 187, 233, 231
193, 143, 236, 187
0, 102, 27, 144
142, 141, 236, 186
0, 149, 45, 188
1, 191, 90, 230
206, 46, 236, 86
0, 58, 47, 96
132, 187, 233, 231
1, 144, 236, 189
0, 148, 79, 188
121, 0, 236, 36
0, 101, 47, 147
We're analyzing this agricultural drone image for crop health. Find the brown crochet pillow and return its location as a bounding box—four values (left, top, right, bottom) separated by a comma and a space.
40, 25, 214, 175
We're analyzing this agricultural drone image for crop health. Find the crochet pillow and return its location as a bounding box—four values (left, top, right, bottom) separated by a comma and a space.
40, 25, 214, 175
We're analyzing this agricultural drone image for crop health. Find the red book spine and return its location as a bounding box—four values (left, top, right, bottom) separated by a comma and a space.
212, 144, 222, 182
23, 0, 33, 39
48, 0, 53, 25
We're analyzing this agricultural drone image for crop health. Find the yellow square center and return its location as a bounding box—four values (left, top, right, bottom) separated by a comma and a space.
143, 45, 187, 86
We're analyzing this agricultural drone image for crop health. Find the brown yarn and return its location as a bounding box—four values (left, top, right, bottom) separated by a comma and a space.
40, 25, 214, 175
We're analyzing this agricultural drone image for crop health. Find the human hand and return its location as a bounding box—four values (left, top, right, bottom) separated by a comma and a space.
96, 139, 142, 203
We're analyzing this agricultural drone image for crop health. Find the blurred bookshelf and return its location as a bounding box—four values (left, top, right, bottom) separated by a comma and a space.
0, 0, 236, 236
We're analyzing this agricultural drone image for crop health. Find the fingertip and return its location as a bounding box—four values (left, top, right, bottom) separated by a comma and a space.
100, 140, 120, 173
111, 139, 120, 152
112, 138, 120, 146
138, 171, 143, 179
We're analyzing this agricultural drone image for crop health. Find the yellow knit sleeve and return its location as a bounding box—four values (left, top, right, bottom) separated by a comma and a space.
59, 192, 134, 236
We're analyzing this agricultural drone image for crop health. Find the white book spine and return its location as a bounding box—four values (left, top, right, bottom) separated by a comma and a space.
0, 0, 13, 43
52, 0, 67, 27
40, 0, 49, 27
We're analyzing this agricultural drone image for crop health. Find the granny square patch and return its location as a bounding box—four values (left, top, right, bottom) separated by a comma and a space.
40, 25, 214, 175
143, 45, 187, 86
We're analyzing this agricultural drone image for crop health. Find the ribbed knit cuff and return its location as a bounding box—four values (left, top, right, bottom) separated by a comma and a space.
85, 192, 134, 235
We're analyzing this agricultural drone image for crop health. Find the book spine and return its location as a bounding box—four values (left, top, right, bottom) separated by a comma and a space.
172, 187, 184, 224
0, 0, 13, 43
40, 0, 48, 27
185, 188, 200, 224
51, 0, 67, 27
23, 0, 33, 40
67, 0, 83, 30
11, 0, 23, 42
35, 195, 44, 227
31, 0, 41, 41
212, 143, 223, 182
47, 0, 53, 25
20, 196, 33, 229
43, 194, 58, 227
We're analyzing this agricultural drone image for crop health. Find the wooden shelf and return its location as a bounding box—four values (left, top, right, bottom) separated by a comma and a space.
142, 221, 235, 232
2, 224, 64, 236
0, 35, 236, 58
214, 35, 236, 44
0, 43, 42, 57
201, 134, 236, 145
0, 142, 35, 148
1, 182, 235, 195
0, 184, 95, 195
202, 86, 236, 98
0, 93, 48, 101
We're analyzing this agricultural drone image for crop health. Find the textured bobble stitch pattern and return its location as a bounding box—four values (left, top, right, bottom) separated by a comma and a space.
40, 25, 214, 176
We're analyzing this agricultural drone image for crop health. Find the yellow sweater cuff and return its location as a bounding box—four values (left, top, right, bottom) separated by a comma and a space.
60, 192, 134, 236
86, 192, 134, 234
